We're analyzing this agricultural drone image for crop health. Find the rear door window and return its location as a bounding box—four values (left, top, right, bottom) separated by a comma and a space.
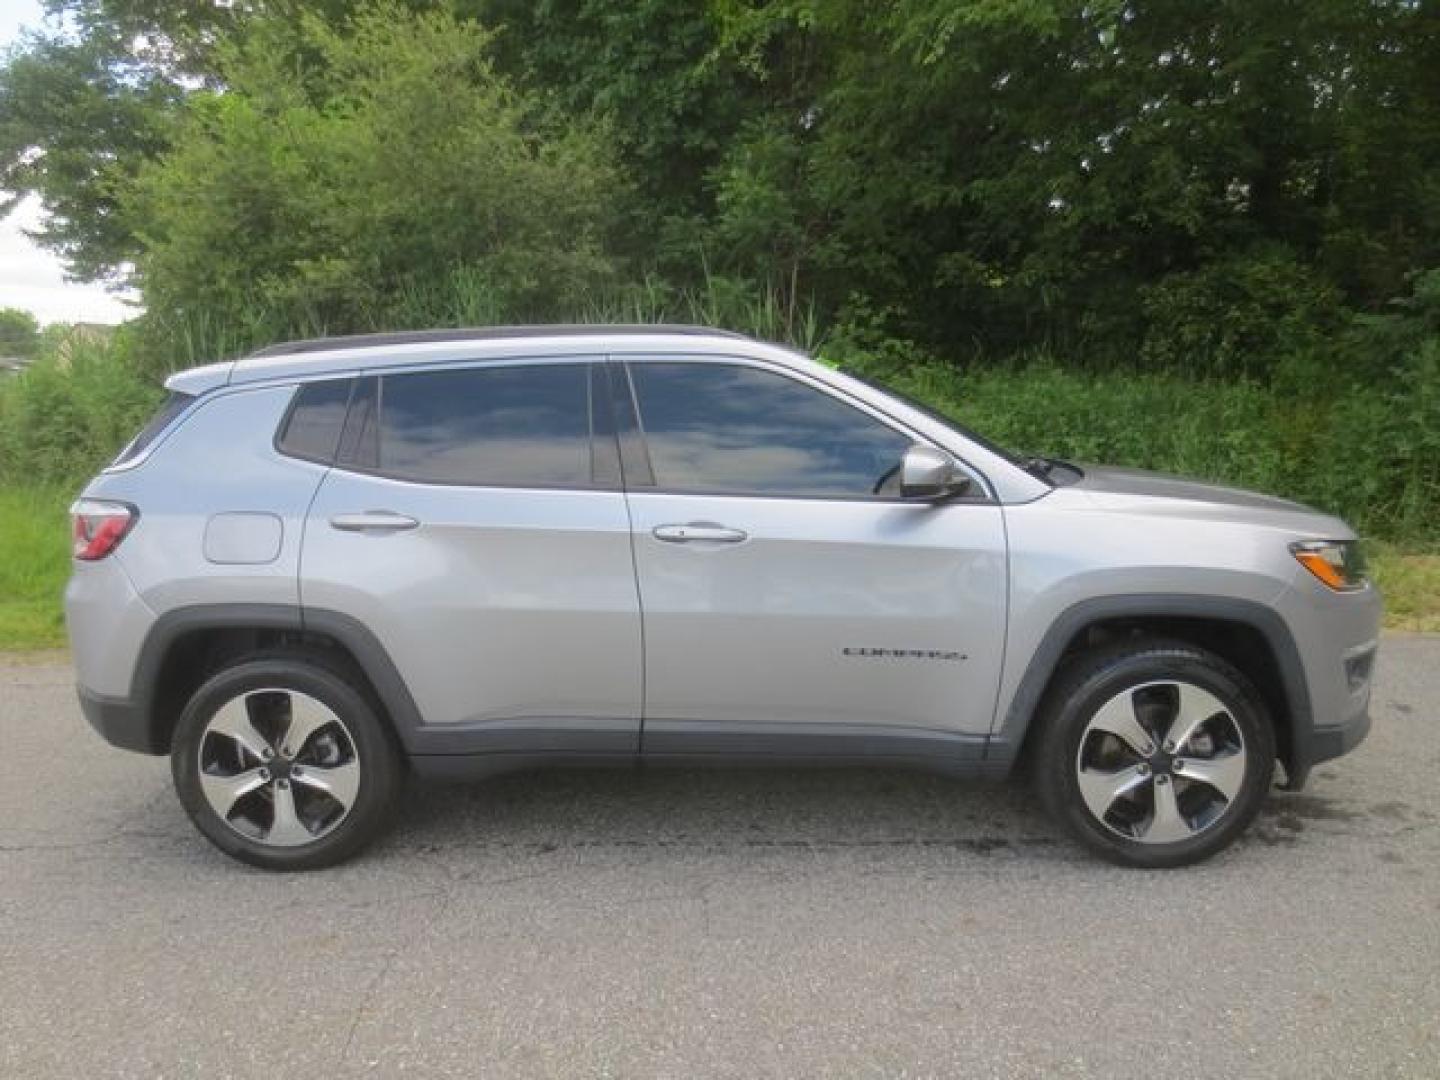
276, 379, 354, 464
370, 364, 595, 487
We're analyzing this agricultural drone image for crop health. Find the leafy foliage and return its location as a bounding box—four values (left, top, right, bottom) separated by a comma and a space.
2, 0, 1440, 549
125, 4, 626, 335
0, 308, 41, 358
0, 30, 182, 278
4, 0, 1440, 369
0, 328, 161, 485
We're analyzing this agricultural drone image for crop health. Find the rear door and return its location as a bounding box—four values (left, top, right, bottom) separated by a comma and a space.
615, 356, 1008, 758
299, 357, 643, 754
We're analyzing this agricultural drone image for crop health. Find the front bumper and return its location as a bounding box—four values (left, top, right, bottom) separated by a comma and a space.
1276, 578, 1381, 789
1284, 706, 1371, 790
1308, 708, 1372, 765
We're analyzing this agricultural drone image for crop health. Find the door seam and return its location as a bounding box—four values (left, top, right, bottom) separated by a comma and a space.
606, 355, 650, 753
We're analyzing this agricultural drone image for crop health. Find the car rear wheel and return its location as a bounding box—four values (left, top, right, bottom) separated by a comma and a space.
1034, 639, 1275, 868
171, 656, 401, 870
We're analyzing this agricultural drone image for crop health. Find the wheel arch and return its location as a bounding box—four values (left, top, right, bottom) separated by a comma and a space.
125, 604, 424, 755
994, 595, 1312, 785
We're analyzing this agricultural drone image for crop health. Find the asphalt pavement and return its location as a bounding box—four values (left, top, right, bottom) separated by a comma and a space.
2, 636, 1438, 1078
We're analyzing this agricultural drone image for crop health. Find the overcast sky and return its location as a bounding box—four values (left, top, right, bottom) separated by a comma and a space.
1, 0, 139, 325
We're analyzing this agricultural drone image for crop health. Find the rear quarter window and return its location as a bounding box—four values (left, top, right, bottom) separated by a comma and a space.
111, 391, 195, 467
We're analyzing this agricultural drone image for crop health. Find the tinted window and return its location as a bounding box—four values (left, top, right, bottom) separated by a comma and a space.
112, 391, 195, 467
277, 379, 353, 463
628, 363, 912, 498
377, 364, 592, 486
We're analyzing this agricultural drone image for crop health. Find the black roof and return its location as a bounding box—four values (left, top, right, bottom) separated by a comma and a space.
247, 324, 750, 359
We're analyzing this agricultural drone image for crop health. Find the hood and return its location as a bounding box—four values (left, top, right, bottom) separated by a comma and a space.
1068, 464, 1353, 537
1074, 464, 1309, 513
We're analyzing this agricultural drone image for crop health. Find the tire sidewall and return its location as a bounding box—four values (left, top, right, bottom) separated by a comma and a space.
1040, 646, 1275, 869
171, 658, 399, 870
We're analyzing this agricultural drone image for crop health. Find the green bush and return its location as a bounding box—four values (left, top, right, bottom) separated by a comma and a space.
128, 3, 628, 340
0, 332, 162, 487
834, 352, 1439, 546
1138, 247, 1346, 379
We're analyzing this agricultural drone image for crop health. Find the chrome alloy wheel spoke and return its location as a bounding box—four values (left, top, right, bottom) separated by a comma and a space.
1076, 762, 1150, 822
1161, 683, 1226, 754
291, 760, 361, 813
199, 767, 269, 819
206, 697, 272, 764
281, 693, 340, 759
267, 780, 316, 847
1176, 751, 1247, 802
1085, 693, 1156, 758
1141, 777, 1194, 843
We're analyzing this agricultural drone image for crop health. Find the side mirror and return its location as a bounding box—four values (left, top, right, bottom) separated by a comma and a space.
900, 444, 972, 501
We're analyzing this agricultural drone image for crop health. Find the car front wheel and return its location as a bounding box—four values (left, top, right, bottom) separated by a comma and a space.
1034, 639, 1276, 868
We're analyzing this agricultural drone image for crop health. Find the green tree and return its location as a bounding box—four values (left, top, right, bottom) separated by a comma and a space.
127, 3, 629, 335
0, 33, 183, 279
5, 0, 1440, 372
0, 0, 369, 280
0, 308, 41, 358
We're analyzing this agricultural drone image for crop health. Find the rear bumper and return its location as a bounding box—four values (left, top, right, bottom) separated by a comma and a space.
65, 555, 156, 701
78, 687, 165, 755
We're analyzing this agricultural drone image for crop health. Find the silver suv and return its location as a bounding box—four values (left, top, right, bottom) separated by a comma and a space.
65, 327, 1380, 869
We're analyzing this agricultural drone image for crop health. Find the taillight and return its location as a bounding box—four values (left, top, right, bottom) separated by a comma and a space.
71, 500, 138, 561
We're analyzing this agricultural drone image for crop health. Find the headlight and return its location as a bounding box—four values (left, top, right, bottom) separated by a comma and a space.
1290, 540, 1368, 591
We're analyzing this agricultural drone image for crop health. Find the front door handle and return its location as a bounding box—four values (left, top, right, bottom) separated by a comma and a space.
652, 522, 748, 544
329, 511, 420, 533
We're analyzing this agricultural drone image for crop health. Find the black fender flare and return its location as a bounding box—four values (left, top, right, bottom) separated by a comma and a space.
122, 603, 427, 754
990, 593, 1313, 784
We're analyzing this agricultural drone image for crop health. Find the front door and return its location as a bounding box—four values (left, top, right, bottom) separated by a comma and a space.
615, 358, 1008, 757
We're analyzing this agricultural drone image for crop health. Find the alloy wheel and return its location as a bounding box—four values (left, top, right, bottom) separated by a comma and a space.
1074, 679, 1249, 844
196, 688, 361, 847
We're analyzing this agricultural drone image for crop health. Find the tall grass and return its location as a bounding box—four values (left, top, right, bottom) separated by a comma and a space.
0, 485, 72, 649
129, 267, 825, 378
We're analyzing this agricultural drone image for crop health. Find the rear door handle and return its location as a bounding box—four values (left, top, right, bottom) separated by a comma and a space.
329, 511, 420, 533
652, 523, 748, 544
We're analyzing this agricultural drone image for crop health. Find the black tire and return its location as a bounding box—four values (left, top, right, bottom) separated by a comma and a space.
1033, 638, 1275, 869
171, 654, 402, 870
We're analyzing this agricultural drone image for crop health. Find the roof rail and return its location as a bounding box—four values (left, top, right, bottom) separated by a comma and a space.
246, 324, 751, 359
